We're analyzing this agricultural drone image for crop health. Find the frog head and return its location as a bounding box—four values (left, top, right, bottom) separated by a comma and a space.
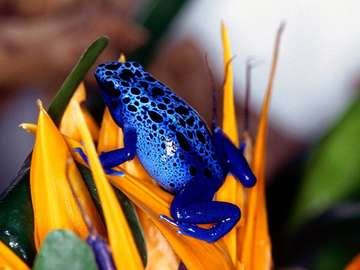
95, 61, 145, 105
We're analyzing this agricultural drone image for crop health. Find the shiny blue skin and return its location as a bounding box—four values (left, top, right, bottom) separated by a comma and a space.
91, 60, 256, 242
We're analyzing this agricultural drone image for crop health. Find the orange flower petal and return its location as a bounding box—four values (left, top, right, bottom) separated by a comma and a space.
72, 101, 144, 270
0, 241, 30, 270
20, 122, 90, 169
215, 21, 242, 264
239, 23, 284, 269
30, 100, 104, 249
60, 83, 99, 141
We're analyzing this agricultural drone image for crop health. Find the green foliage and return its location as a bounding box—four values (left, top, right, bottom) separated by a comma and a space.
33, 230, 97, 270
291, 96, 360, 230
0, 155, 34, 263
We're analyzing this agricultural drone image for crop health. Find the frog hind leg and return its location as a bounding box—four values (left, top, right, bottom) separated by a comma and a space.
74, 127, 137, 176
160, 178, 241, 243
213, 127, 256, 188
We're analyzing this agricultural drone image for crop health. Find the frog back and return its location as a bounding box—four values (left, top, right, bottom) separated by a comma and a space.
122, 78, 225, 193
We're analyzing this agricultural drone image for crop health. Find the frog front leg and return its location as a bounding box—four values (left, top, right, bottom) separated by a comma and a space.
213, 127, 256, 187
160, 178, 241, 243
75, 127, 137, 176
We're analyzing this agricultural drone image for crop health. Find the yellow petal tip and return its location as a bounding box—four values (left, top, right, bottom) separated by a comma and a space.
19, 123, 37, 133
36, 99, 45, 111
119, 54, 126, 63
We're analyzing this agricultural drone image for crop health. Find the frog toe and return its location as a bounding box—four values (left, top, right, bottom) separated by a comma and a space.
104, 167, 125, 177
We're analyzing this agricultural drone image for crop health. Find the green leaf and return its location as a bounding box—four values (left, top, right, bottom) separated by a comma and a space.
0, 155, 35, 264
290, 96, 360, 230
0, 37, 109, 264
33, 230, 97, 270
78, 164, 147, 266
48, 36, 108, 125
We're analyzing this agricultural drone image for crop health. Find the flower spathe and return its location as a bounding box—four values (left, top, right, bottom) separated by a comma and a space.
29, 100, 104, 249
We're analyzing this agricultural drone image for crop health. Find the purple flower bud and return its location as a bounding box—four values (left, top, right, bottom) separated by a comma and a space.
87, 234, 116, 270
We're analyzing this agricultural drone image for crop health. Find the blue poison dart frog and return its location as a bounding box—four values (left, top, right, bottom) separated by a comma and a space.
75, 61, 256, 243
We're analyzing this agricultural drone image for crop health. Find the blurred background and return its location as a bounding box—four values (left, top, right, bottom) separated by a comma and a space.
0, 0, 359, 269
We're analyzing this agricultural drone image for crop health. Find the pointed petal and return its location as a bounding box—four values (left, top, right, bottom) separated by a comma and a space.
220, 21, 238, 142
60, 83, 99, 141
30, 100, 104, 249
20, 122, 90, 169
239, 23, 284, 270
19, 123, 37, 133
215, 21, 241, 264
72, 101, 144, 270
0, 241, 30, 270
119, 54, 126, 63
97, 108, 123, 153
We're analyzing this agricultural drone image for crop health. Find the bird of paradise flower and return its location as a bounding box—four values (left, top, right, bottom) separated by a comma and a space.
0, 22, 298, 270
